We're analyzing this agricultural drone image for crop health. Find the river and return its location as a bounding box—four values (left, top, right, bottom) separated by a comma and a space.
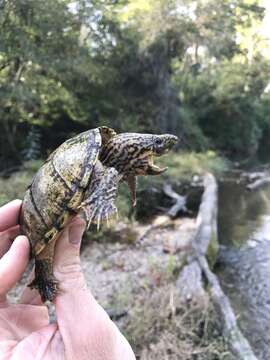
217, 172, 270, 360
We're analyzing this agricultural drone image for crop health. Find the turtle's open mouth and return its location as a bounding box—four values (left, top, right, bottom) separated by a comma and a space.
148, 154, 168, 174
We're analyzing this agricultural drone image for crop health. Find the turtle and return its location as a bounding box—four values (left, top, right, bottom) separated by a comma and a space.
20, 126, 178, 302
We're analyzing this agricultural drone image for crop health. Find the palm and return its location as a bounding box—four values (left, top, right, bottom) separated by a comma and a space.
0, 303, 63, 359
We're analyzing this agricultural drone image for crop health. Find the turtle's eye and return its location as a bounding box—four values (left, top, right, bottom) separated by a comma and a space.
155, 138, 162, 145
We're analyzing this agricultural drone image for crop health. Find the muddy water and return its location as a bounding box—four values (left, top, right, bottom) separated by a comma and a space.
217, 173, 270, 360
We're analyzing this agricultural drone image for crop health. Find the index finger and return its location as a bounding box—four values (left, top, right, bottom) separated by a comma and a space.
0, 200, 22, 232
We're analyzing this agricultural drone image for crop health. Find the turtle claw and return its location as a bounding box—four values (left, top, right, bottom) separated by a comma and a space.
87, 207, 98, 230
80, 205, 98, 230
80, 202, 118, 230
29, 275, 59, 302
29, 259, 59, 302
96, 206, 103, 231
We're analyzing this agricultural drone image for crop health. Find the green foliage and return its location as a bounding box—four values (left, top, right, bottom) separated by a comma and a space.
0, 0, 270, 168
179, 58, 270, 157
157, 151, 228, 180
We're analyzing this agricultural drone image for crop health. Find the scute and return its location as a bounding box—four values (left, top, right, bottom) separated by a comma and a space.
21, 127, 116, 255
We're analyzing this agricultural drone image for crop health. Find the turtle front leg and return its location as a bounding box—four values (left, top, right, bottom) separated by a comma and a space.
29, 236, 59, 302
78, 166, 121, 229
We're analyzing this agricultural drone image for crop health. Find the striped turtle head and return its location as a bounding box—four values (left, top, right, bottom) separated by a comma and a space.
100, 133, 178, 176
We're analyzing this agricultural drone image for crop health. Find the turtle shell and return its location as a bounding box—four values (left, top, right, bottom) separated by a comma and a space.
20, 126, 116, 255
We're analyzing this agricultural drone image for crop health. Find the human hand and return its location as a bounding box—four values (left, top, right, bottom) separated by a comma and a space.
0, 200, 136, 360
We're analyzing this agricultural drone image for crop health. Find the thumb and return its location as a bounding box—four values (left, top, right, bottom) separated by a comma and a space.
53, 216, 86, 291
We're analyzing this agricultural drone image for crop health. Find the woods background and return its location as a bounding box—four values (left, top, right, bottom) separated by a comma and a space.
2, 2, 270, 358
1, 0, 270, 170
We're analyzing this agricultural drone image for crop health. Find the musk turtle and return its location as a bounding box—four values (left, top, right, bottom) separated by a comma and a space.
20, 126, 178, 302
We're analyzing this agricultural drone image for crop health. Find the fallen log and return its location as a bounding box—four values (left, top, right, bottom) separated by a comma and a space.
176, 173, 258, 360
197, 255, 258, 360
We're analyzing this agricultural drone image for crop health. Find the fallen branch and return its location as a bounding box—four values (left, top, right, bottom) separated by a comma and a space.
163, 183, 188, 217
136, 183, 188, 246
176, 173, 258, 360
241, 171, 265, 182
246, 176, 270, 191
240, 170, 270, 191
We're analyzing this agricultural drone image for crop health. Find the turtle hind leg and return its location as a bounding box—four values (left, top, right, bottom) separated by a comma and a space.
29, 258, 59, 302
29, 233, 59, 302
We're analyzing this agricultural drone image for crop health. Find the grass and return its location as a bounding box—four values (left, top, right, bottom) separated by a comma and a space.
105, 251, 234, 359
0, 160, 43, 206
113, 284, 234, 360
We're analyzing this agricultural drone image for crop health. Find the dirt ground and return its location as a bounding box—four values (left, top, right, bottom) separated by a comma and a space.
81, 218, 195, 308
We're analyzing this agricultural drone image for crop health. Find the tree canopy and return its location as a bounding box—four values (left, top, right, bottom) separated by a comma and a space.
0, 0, 270, 168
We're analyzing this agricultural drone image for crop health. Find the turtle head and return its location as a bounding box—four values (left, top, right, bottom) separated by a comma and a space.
134, 133, 178, 175
100, 132, 178, 207
100, 132, 178, 176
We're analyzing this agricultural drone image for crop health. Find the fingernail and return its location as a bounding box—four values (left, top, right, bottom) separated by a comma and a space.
69, 224, 85, 245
